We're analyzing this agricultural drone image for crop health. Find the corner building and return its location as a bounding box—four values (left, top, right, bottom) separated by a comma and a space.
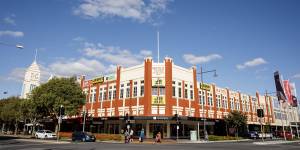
78, 57, 299, 139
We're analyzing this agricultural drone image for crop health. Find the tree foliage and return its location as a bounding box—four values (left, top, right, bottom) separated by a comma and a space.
0, 96, 25, 134
29, 77, 85, 120
224, 111, 247, 137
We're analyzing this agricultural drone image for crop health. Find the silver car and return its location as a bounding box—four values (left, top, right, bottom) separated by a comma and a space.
35, 130, 57, 139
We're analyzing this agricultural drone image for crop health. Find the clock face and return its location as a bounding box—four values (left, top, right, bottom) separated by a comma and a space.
31, 73, 39, 80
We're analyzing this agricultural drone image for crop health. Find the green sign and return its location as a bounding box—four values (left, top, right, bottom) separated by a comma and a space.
200, 83, 210, 91
92, 76, 104, 84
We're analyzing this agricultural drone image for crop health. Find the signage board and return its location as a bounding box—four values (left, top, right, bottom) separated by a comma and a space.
200, 83, 211, 91
152, 78, 165, 87
151, 96, 165, 105
92, 76, 104, 84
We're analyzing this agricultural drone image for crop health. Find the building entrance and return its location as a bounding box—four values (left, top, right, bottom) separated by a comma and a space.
149, 123, 166, 138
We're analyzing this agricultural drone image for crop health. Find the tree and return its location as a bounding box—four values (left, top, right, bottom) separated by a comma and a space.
224, 111, 247, 138
0, 97, 25, 134
29, 77, 85, 133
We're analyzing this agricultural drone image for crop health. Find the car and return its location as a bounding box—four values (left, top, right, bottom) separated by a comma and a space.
35, 130, 56, 139
72, 131, 96, 142
258, 132, 273, 139
248, 131, 259, 139
275, 131, 293, 140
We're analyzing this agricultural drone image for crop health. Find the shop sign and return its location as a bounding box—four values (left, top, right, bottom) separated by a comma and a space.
200, 83, 211, 91
92, 76, 104, 84
152, 78, 165, 87
151, 96, 165, 105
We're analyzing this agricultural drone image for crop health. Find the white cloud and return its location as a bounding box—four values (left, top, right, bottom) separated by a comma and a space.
81, 42, 152, 67
73, 0, 171, 22
183, 54, 222, 65
236, 57, 267, 70
140, 49, 152, 56
3, 16, 16, 25
49, 58, 106, 77
292, 74, 300, 79
3, 65, 51, 83
0, 30, 24, 37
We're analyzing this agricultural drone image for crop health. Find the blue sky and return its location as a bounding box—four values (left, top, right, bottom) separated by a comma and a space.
1, 0, 300, 99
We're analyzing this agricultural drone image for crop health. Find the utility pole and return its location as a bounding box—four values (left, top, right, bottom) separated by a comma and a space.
198, 66, 217, 141
57, 105, 64, 142
83, 106, 86, 132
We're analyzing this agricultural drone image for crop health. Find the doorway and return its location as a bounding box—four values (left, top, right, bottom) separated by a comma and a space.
150, 123, 165, 138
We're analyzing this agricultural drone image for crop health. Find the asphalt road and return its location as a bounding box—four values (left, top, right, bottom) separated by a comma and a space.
0, 137, 299, 150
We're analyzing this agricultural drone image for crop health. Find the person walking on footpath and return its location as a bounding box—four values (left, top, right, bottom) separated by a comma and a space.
155, 132, 161, 143
139, 128, 145, 142
124, 129, 129, 144
129, 129, 134, 143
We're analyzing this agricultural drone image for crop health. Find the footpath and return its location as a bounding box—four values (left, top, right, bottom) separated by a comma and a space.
0, 134, 70, 144
253, 140, 300, 145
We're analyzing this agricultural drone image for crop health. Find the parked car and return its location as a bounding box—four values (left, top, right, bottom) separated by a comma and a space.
72, 131, 96, 142
35, 130, 56, 139
258, 132, 273, 139
275, 131, 293, 140
248, 131, 259, 139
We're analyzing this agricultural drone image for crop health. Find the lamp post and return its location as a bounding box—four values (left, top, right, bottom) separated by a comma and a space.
57, 105, 64, 142
0, 41, 24, 49
82, 106, 86, 132
198, 66, 217, 141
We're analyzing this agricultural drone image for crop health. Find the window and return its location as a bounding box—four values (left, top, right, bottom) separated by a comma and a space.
126, 88, 130, 98
172, 86, 176, 97
184, 89, 188, 99
29, 84, 36, 91
140, 85, 144, 96
120, 89, 124, 99
178, 88, 182, 98
208, 97, 213, 106
133, 86, 137, 97
99, 92, 103, 101
159, 87, 165, 95
109, 91, 112, 100
103, 91, 107, 100
113, 89, 116, 99
217, 99, 221, 108
152, 88, 158, 95
230, 98, 234, 110
190, 90, 193, 99
93, 94, 96, 102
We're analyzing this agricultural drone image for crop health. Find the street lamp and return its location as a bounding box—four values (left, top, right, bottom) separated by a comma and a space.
57, 105, 64, 142
0, 41, 24, 49
198, 66, 217, 141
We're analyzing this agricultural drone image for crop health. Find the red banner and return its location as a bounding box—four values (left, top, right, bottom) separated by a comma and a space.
283, 80, 292, 104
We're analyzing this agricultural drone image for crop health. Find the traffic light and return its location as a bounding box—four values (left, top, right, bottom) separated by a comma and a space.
257, 109, 264, 118
125, 113, 129, 121
89, 115, 93, 125
59, 106, 65, 116
174, 114, 180, 124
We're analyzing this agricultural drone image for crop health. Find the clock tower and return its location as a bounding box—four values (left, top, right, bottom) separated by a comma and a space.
20, 59, 41, 99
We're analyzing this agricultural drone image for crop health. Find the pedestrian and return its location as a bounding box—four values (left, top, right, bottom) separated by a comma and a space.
139, 128, 145, 142
155, 132, 161, 143
129, 129, 134, 143
124, 129, 129, 144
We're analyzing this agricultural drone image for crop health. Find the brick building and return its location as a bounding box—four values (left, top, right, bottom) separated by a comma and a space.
76, 57, 299, 139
